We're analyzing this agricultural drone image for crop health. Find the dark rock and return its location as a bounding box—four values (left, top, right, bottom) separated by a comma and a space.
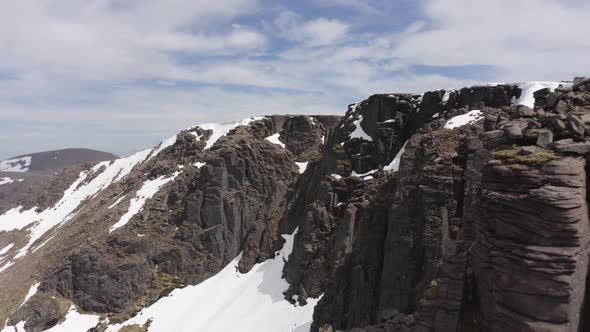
550, 118, 567, 131
568, 115, 586, 136
555, 100, 568, 113
480, 130, 504, 140
536, 130, 554, 148
518, 146, 539, 155
555, 142, 590, 154
503, 125, 523, 140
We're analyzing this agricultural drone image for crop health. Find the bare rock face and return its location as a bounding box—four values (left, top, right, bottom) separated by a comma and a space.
35, 115, 337, 319
473, 157, 590, 331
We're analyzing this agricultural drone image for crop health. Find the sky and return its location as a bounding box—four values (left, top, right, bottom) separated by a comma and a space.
1, 0, 589, 159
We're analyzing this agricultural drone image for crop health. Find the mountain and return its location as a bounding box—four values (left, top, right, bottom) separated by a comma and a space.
0, 149, 119, 217
0, 78, 589, 332
0, 148, 119, 174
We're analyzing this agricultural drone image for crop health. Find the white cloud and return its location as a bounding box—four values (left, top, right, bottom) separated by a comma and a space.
392, 0, 590, 81
1, 0, 589, 159
275, 11, 349, 46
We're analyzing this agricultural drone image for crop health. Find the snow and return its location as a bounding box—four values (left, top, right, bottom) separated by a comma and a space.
197, 117, 265, 150
350, 169, 377, 178
193, 162, 206, 169
0, 244, 14, 256
0, 177, 14, 186
0, 157, 32, 172
0, 148, 153, 260
295, 162, 309, 174
0, 262, 14, 274
0, 207, 41, 232
265, 133, 285, 148
444, 110, 483, 129
511, 82, 566, 108
442, 90, 451, 103
384, 141, 408, 172
330, 174, 342, 180
349, 116, 372, 141
110, 172, 180, 232
149, 135, 178, 160
383, 119, 396, 123
20, 282, 40, 308
108, 195, 127, 209
41, 306, 100, 332
106, 230, 321, 332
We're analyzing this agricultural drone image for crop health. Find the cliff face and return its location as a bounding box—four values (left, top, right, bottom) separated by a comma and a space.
2, 79, 590, 332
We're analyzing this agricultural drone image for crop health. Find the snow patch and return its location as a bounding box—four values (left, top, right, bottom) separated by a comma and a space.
42, 306, 100, 332
265, 133, 285, 148
0, 262, 14, 274
444, 110, 483, 129
0, 207, 41, 232
196, 117, 265, 150
149, 135, 177, 160
350, 169, 377, 178
385, 141, 408, 172
511, 82, 566, 108
0, 244, 14, 256
0, 177, 14, 186
110, 172, 180, 232
106, 230, 321, 332
296, 162, 309, 174
20, 282, 40, 308
330, 174, 342, 180
108, 195, 127, 209
442, 90, 451, 103
193, 162, 206, 169
0, 157, 31, 173
349, 116, 372, 141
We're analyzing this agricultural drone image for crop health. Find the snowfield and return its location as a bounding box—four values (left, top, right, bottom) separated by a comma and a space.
0, 157, 32, 172
106, 231, 321, 332
444, 110, 483, 129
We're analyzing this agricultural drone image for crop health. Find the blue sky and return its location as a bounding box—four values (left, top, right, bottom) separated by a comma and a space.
1, 0, 589, 159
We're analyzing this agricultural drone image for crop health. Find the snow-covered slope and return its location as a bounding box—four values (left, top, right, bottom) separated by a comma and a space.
0, 157, 31, 173
106, 231, 320, 332
0, 115, 332, 332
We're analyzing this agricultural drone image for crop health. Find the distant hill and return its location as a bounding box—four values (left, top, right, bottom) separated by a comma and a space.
0, 148, 118, 173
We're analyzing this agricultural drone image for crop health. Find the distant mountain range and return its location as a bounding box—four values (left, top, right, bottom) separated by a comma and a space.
0, 148, 119, 174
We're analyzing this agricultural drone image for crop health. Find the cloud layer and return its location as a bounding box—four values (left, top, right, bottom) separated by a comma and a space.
1, 0, 589, 158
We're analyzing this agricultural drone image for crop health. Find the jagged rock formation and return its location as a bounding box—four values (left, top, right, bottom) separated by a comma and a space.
3, 79, 590, 332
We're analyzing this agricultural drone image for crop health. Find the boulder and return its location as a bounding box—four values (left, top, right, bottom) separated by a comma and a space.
555, 142, 590, 155
503, 125, 523, 140
536, 130, 554, 148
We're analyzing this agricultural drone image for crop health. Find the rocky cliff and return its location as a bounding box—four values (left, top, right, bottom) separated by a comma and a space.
2, 79, 590, 332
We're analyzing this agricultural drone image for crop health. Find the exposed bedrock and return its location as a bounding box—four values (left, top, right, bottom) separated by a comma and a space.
473, 157, 590, 331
